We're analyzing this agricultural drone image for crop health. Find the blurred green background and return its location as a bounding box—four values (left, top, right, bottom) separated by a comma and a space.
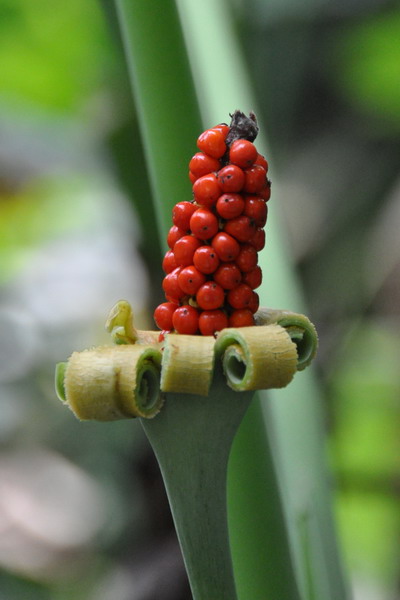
0, 1, 399, 599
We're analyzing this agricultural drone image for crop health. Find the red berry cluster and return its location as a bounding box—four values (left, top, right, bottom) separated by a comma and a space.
154, 111, 271, 337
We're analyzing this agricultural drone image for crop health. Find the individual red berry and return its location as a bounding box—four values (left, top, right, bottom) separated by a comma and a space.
254, 153, 269, 172
154, 302, 177, 330
172, 305, 199, 335
244, 196, 268, 227
243, 265, 262, 289
198, 309, 228, 336
212, 124, 229, 139
178, 265, 206, 295
172, 201, 197, 230
217, 164, 245, 193
229, 309, 255, 328
192, 173, 222, 208
162, 268, 185, 302
197, 129, 226, 159
196, 281, 225, 310
167, 225, 186, 249
162, 249, 178, 273
224, 215, 256, 243
173, 235, 201, 267
229, 139, 258, 168
259, 180, 271, 201
193, 246, 220, 274
216, 193, 245, 220
227, 283, 253, 309
243, 165, 267, 193
248, 291, 260, 314
190, 208, 219, 240
236, 244, 258, 272
211, 232, 240, 262
213, 262, 242, 290
249, 228, 265, 251
189, 152, 221, 179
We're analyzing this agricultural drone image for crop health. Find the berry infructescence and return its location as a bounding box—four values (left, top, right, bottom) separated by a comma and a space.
154, 110, 271, 337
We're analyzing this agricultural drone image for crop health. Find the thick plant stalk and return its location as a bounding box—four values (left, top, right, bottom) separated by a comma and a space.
141, 369, 252, 600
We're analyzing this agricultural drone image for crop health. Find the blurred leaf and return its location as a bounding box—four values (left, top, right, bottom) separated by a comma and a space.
333, 8, 400, 131
0, 0, 112, 111
330, 320, 400, 591
336, 492, 400, 584
0, 572, 51, 600
331, 319, 400, 478
0, 178, 101, 283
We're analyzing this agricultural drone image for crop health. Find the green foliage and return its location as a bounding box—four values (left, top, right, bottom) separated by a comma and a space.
333, 7, 400, 131
0, 0, 112, 111
0, 179, 94, 283
331, 321, 400, 585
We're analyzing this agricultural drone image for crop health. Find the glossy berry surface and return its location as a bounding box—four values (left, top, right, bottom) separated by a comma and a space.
244, 196, 268, 227
172, 305, 199, 334
255, 153, 268, 172
196, 281, 225, 310
248, 291, 260, 314
216, 193, 245, 220
193, 246, 220, 274
162, 250, 178, 273
167, 225, 186, 249
243, 165, 267, 194
259, 181, 271, 201
211, 232, 240, 262
236, 244, 258, 273
154, 302, 177, 331
190, 208, 219, 240
178, 265, 206, 295
173, 235, 201, 267
213, 263, 242, 290
162, 269, 185, 302
198, 309, 228, 336
229, 139, 258, 168
229, 309, 255, 328
189, 152, 221, 179
227, 283, 253, 309
193, 173, 221, 208
172, 201, 197, 230
197, 129, 226, 158
224, 215, 256, 243
249, 228, 265, 251
243, 265, 262, 289
217, 164, 245, 193
212, 123, 229, 138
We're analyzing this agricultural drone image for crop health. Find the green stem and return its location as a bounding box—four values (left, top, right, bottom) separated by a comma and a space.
114, 0, 202, 244
141, 368, 252, 600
